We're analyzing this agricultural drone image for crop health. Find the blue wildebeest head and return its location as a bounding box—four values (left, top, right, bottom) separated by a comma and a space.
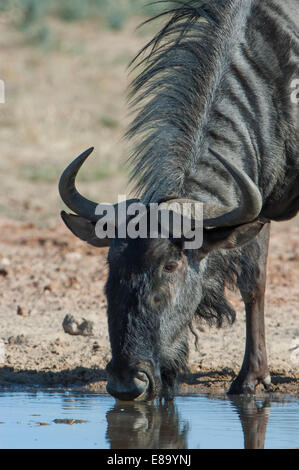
59, 148, 263, 401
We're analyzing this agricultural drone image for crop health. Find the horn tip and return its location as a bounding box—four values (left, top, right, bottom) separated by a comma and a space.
60, 210, 75, 231
80, 146, 94, 160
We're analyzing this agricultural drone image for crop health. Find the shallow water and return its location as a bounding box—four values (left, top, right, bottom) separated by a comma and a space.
0, 390, 298, 449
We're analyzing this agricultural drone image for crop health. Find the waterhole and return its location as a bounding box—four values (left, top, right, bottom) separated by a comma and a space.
0, 390, 298, 449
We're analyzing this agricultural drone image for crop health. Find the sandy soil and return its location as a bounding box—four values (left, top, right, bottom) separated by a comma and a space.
0, 216, 298, 395
0, 16, 298, 396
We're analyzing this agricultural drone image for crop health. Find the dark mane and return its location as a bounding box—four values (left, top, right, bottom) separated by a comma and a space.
196, 241, 260, 327
126, 0, 241, 203
126, 0, 261, 327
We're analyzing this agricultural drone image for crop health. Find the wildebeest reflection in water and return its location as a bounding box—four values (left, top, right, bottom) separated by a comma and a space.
106, 401, 188, 449
228, 396, 270, 450
105, 396, 271, 449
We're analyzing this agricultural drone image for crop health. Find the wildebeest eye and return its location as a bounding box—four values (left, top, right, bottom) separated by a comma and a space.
164, 261, 179, 272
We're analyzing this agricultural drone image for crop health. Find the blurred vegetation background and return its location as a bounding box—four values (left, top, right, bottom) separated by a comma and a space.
0, 0, 169, 225
1, 0, 167, 42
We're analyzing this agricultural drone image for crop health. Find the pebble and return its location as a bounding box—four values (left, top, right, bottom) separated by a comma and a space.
65, 252, 82, 261
92, 342, 101, 352
8, 335, 28, 345
62, 314, 94, 336
53, 419, 87, 425
0, 258, 10, 277
0, 257, 10, 268
17, 305, 30, 317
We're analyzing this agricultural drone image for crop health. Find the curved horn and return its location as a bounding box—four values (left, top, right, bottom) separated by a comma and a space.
59, 147, 100, 222
163, 149, 262, 228
59, 147, 139, 241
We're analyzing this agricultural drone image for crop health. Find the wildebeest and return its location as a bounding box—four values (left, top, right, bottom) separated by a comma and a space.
106, 401, 188, 448
59, 0, 298, 400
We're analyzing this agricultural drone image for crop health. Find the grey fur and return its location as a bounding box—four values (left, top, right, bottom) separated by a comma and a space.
59, 0, 298, 400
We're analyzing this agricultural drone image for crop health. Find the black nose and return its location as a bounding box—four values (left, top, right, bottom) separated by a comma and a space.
106, 372, 149, 401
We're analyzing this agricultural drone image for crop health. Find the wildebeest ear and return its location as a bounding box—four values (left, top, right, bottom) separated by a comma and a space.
61, 211, 111, 247
203, 220, 265, 252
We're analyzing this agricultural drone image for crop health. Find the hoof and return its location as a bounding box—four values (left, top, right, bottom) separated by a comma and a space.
261, 374, 272, 390
228, 374, 271, 395
228, 380, 256, 395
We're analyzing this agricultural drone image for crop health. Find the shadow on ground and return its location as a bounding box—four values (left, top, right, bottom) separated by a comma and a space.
0, 366, 107, 390
179, 369, 299, 395
1, 366, 298, 396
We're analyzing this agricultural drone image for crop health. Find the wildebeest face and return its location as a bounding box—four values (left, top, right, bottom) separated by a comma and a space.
105, 236, 203, 401
59, 148, 265, 401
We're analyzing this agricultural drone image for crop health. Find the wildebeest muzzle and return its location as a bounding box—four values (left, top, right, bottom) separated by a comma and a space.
106, 360, 160, 401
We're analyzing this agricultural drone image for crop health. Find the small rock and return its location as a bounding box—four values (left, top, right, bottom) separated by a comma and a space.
0, 257, 10, 268
0, 258, 9, 276
17, 305, 30, 317
8, 334, 28, 345
65, 252, 82, 261
92, 342, 101, 352
62, 314, 94, 337
44, 284, 52, 292
53, 419, 87, 425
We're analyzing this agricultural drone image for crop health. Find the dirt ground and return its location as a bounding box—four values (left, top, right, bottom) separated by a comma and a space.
0, 216, 298, 395
0, 16, 298, 396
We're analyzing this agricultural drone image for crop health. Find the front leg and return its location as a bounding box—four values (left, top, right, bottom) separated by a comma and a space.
229, 223, 271, 394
